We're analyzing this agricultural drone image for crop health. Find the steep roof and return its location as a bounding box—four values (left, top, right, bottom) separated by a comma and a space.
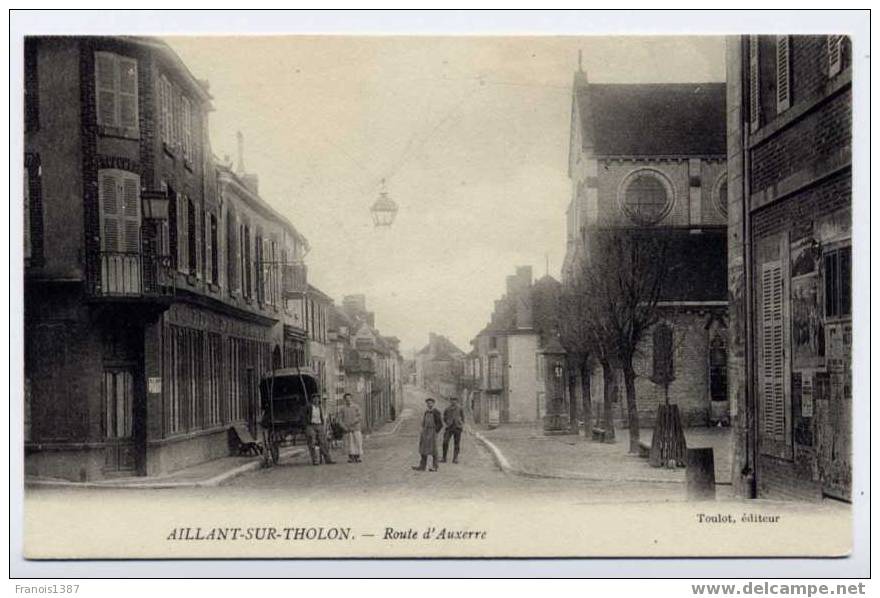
578, 82, 726, 156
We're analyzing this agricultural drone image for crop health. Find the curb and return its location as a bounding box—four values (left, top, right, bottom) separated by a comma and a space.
369, 409, 410, 438
468, 428, 683, 485
26, 447, 306, 490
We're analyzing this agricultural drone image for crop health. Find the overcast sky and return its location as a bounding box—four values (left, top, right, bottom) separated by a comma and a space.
165, 36, 725, 355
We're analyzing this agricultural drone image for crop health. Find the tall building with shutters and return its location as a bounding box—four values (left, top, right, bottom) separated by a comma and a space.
561, 62, 729, 429
23, 36, 309, 481
726, 35, 852, 500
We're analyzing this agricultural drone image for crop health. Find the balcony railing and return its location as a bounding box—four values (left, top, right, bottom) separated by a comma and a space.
91, 251, 174, 298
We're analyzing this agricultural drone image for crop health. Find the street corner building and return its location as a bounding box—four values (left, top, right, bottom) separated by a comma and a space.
467, 266, 566, 428
23, 36, 312, 481
561, 59, 730, 429
726, 35, 852, 501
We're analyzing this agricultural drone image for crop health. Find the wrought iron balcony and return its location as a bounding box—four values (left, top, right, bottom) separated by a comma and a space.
90, 251, 174, 298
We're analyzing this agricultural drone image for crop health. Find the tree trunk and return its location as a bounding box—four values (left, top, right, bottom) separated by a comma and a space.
580, 361, 592, 439
569, 373, 579, 434
600, 358, 616, 441
623, 361, 640, 453
566, 371, 577, 430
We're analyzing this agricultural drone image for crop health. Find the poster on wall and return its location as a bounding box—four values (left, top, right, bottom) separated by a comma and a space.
791, 274, 825, 369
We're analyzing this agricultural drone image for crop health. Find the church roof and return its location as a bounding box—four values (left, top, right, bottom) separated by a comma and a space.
578, 82, 726, 157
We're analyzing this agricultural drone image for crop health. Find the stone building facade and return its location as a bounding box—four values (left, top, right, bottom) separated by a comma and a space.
470, 266, 563, 426
24, 36, 309, 481
561, 64, 729, 428
726, 35, 852, 500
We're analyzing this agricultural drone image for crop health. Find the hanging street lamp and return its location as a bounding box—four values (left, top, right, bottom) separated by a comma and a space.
369, 178, 399, 227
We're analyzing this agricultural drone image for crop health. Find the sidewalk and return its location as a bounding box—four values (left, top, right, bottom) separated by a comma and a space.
471, 423, 733, 487
28, 410, 413, 490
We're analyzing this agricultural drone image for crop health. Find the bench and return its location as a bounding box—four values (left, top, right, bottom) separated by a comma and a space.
229, 425, 263, 456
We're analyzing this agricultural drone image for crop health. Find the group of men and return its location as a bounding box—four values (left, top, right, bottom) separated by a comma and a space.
413, 396, 465, 472
302, 393, 466, 472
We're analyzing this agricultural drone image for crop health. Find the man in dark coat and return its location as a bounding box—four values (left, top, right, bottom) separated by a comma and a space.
413, 397, 443, 472
441, 396, 465, 463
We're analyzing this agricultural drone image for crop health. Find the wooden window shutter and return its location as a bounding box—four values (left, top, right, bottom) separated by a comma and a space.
177, 193, 188, 273
120, 173, 141, 253
205, 211, 213, 284
182, 96, 192, 160
776, 35, 791, 114
164, 78, 174, 145
117, 57, 138, 131
749, 35, 760, 133
95, 52, 117, 127
827, 35, 843, 77
761, 260, 785, 441
99, 171, 121, 252
159, 76, 169, 143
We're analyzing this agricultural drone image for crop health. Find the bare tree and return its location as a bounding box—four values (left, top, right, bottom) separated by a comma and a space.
558, 277, 594, 438
583, 227, 670, 453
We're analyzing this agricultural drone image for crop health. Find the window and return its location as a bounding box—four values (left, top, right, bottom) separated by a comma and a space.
98, 169, 141, 294
760, 260, 785, 442
94, 52, 139, 136
181, 95, 193, 161
206, 333, 222, 426
158, 76, 174, 146
176, 193, 188, 273
209, 212, 218, 285
827, 35, 844, 77
776, 35, 791, 113
709, 333, 728, 401
715, 174, 729, 218
255, 233, 264, 304
620, 169, 673, 226
187, 198, 197, 275
489, 336, 497, 350
749, 35, 760, 133
242, 225, 252, 299
227, 209, 238, 292
824, 247, 851, 319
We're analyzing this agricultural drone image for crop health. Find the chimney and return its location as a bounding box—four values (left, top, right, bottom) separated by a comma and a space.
366, 312, 375, 328
236, 131, 246, 174
243, 173, 259, 195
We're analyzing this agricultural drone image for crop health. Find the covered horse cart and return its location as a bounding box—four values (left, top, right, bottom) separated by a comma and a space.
259, 367, 319, 466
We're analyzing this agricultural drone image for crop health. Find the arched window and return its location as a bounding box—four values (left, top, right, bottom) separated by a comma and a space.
619, 169, 674, 225
709, 332, 728, 401
714, 173, 729, 218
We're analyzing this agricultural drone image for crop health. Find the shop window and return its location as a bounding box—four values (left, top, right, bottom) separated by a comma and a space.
824, 246, 852, 319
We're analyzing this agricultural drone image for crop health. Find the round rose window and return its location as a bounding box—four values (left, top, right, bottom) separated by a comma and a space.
621, 170, 673, 225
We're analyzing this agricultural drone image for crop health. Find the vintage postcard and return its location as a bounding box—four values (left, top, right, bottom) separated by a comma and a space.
18, 27, 859, 562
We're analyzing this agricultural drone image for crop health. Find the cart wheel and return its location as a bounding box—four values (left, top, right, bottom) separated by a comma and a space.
270, 441, 280, 464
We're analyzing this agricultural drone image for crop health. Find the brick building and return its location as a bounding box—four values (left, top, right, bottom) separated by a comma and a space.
24, 36, 309, 481
561, 62, 729, 428
726, 35, 852, 500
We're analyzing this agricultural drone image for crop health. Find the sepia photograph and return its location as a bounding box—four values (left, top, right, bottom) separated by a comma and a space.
11, 9, 868, 577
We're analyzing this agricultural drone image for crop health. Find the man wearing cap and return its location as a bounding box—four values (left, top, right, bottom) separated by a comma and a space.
413, 397, 443, 472
441, 396, 465, 464
305, 395, 336, 465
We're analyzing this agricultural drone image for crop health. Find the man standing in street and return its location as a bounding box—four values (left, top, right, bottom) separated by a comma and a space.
413, 397, 442, 472
340, 393, 363, 463
441, 396, 465, 464
305, 395, 335, 465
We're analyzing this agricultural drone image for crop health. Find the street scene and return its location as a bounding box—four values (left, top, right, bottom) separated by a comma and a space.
21, 33, 854, 559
